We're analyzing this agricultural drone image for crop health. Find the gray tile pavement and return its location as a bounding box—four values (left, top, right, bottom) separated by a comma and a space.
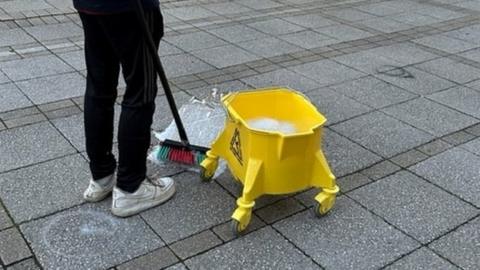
0, 83, 32, 113
429, 86, 480, 119
384, 247, 459, 270
0, 55, 73, 82
415, 57, 480, 84
0, 227, 32, 265
290, 59, 365, 86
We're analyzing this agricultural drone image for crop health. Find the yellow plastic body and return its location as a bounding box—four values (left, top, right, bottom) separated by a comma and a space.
200, 87, 339, 233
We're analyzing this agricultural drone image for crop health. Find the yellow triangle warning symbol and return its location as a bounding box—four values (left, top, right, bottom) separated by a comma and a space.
230, 128, 243, 165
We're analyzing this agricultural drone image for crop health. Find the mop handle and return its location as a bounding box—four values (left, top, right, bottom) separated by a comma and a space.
130, 0, 190, 144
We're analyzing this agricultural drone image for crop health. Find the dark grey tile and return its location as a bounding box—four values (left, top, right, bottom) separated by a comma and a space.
117, 248, 178, 270
410, 147, 480, 207
384, 248, 459, 270
6, 258, 41, 270
170, 230, 222, 259
255, 198, 305, 224
350, 171, 478, 243
0, 228, 32, 265
360, 160, 401, 180
274, 197, 419, 270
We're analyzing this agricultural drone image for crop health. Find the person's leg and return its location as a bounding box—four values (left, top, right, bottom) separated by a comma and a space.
80, 12, 119, 182
98, 8, 163, 193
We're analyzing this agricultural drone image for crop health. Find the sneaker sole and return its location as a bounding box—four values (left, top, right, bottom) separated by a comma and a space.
84, 190, 113, 203
111, 185, 176, 217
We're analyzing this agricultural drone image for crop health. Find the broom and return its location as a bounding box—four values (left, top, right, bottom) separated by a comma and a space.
131, 0, 209, 165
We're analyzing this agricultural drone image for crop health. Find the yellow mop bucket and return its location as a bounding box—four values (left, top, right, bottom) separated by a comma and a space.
200, 87, 339, 234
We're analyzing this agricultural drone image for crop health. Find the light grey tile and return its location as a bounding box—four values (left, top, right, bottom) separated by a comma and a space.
237, 37, 302, 58
0, 228, 32, 265
24, 22, 83, 41
161, 53, 214, 78
385, 248, 459, 270
166, 31, 228, 52
207, 25, 269, 43
283, 14, 337, 28
429, 86, 480, 119
165, 6, 216, 20
58, 50, 85, 70
279, 30, 337, 49
192, 45, 259, 68
415, 58, 480, 83
0, 28, 35, 47
414, 34, 478, 54
0, 82, 32, 113
290, 59, 365, 86
315, 24, 373, 41
240, 68, 320, 92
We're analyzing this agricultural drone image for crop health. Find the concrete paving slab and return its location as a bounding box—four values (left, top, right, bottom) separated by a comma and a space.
332, 111, 434, 157
165, 6, 216, 21
290, 59, 365, 86
170, 230, 222, 259
0, 204, 13, 230
328, 8, 379, 22
350, 171, 478, 243
0, 228, 32, 265
0, 82, 32, 113
58, 50, 85, 71
236, 0, 282, 10
141, 172, 235, 244
0, 55, 73, 81
460, 137, 480, 155
237, 37, 302, 58
16, 72, 84, 105
315, 24, 373, 41
283, 14, 337, 28
369, 43, 438, 65
206, 25, 269, 43
117, 247, 178, 270
459, 47, 480, 63
410, 147, 480, 207
334, 50, 404, 75
305, 87, 373, 124
185, 227, 320, 270
414, 34, 479, 54
24, 22, 82, 41
323, 129, 382, 177
374, 66, 456, 95
192, 44, 259, 68
161, 53, 214, 78
0, 154, 88, 223
203, 2, 252, 15
274, 197, 419, 270
0, 122, 75, 172
384, 247, 459, 270
166, 31, 228, 52
381, 97, 478, 136
248, 18, 306, 35
415, 57, 480, 84
241, 68, 320, 92
329, 76, 416, 109
446, 24, 480, 44
0, 28, 35, 47
6, 258, 41, 270
360, 18, 413, 33
279, 30, 337, 49
20, 203, 164, 270
429, 86, 480, 119
0, 0, 51, 13
429, 217, 480, 270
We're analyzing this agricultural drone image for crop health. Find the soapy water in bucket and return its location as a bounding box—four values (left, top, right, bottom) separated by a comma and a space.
247, 117, 297, 135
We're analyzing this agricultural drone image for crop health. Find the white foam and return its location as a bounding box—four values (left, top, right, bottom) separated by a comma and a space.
247, 117, 297, 134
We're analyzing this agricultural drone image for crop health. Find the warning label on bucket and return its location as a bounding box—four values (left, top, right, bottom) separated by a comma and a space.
230, 128, 243, 165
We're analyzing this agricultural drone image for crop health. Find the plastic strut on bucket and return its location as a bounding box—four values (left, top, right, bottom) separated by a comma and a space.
200, 87, 340, 234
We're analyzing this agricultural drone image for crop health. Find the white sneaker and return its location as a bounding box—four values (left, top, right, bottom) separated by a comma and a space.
111, 177, 176, 217
83, 174, 115, 202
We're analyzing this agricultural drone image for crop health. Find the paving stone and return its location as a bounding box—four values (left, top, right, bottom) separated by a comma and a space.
390, 12, 442, 27
415, 58, 480, 84
336, 173, 372, 193
355, 2, 408, 16
274, 196, 419, 270
185, 227, 320, 270
305, 87, 373, 125
6, 258, 41, 270
384, 247, 459, 270
165, 6, 216, 20
117, 247, 178, 270
429, 86, 480, 119
166, 31, 228, 52
323, 129, 382, 177
0, 55, 73, 81
315, 24, 373, 42
0, 122, 75, 172
212, 214, 265, 242
16, 72, 84, 105
459, 47, 480, 63
360, 160, 401, 180
188, 80, 248, 99
0, 204, 13, 230
141, 172, 235, 244
192, 45, 259, 68
391, 149, 429, 168
279, 30, 336, 49
334, 50, 404, 75
0, 0, 51, 13
442, 131, 475, 146
24, 22, 82, 41
329, 76, 416, 109
0, 28, 35, 47
164, 263, 187, 270
207, 24, 269, 43
203, 2, 251, 15
20, 203, 164, 270
382, 97, 477, 136
466, 79, 480, 91
240, 68, 320, 92
0, 107, 39, 121
152, 92, 191, 131
44, 105, 81, 120
159, 40, 183, 56
236, 0, 282, 10
360, 18, 413, 33
51, 113, 87, 151
161, 53, 214, 78
416, 139, 452, 156
58, 50, 85, 71
0, 82, 32, 113
414, 34, 478, 53
294, 188, 321, 207
0, 228, 32, 265
411, 147, 480, 207
0, 154, 89, 223
283, 13, 337, 28
328, 8, 378, 22
351, 170, 478, 243
247, 18, 305, 35
255, 198, 305, 224
0, 72, 8, 84
4, 113, 47, 129
170, 230, 222, 259
369, 43, 438, 66
237, 37, 302, 58
429, 217, 480, 270
460, 137, 480, 156
290, 59, 365, 86
332, 111, 433, 158
446, 24, 480, 44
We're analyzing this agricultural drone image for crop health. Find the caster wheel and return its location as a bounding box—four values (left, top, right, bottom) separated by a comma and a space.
200, 166, 213, 182
230, 219, 248, 236
312, 200, 333, 218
